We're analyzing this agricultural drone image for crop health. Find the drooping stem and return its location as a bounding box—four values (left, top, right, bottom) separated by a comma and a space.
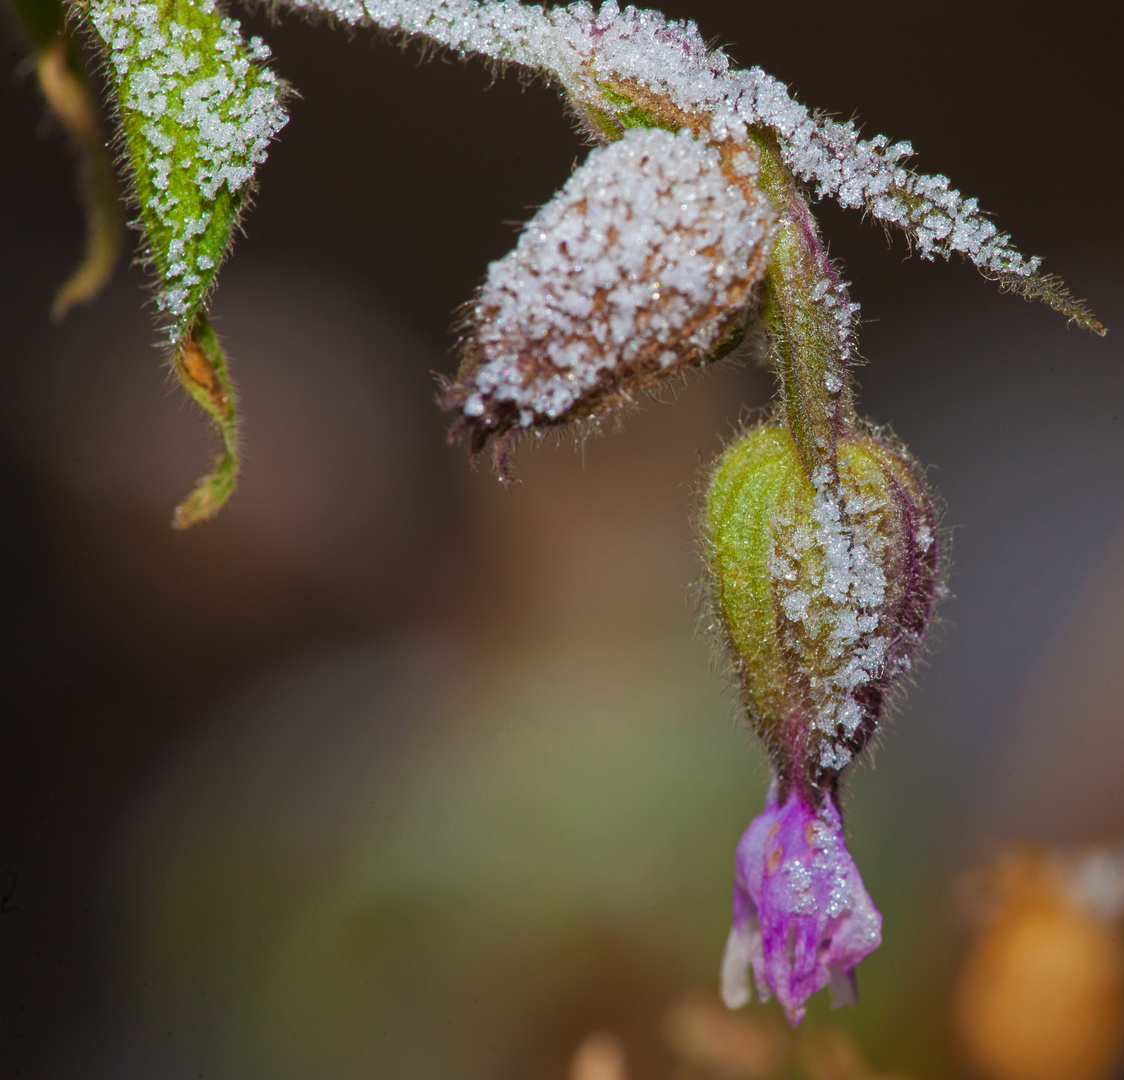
747, 128, 856, 484
34, 34, 125, 319
172, 313, 240, 529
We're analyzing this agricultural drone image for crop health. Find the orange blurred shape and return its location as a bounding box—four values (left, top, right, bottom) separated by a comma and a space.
663, 993, 788, 1078
953, 848, 1124, 1080
569, 1032, 630, 1080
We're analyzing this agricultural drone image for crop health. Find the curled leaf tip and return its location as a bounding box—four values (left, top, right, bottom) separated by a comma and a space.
171, 315, 239, 528
172, 452, 238, 529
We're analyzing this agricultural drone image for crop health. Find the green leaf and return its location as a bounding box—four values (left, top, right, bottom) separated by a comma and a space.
84, 0, 287, 336
82, 0, 288, 523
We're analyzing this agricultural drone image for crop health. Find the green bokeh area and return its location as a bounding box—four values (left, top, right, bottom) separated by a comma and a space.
87, 0, 284, 334
117, 635, 960, 1079
121, 640, 766, 1078
9, 0, 64, 49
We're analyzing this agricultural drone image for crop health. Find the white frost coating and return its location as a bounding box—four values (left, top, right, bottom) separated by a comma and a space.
799, 259, 862, 412
281, 0, 1041, 279
88, 0, 288, 323
768, 464, 899, 770
459, 126, 772, 426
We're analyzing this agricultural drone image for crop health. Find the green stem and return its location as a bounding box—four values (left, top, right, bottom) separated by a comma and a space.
747, 128, 856, 483
172, 313, 240, 529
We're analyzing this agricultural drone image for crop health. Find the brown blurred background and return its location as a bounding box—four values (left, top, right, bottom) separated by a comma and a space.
1, 1, 1122, 1077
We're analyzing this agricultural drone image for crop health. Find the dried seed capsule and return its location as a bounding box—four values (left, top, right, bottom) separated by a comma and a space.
705, 422, 940, 791
442, 126, 775, 472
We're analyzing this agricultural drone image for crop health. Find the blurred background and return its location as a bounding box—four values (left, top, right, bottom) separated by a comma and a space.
1, 1, 1122, 1077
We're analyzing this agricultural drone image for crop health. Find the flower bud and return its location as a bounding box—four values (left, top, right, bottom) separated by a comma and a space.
704, 422, 940, 791
710, 421, 939, 1021
441, 126, 775, 473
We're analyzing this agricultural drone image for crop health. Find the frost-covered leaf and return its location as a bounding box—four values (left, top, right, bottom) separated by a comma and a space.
83, 0, 289, 523
281, 0, 1100, 332
85, 0, 288, 333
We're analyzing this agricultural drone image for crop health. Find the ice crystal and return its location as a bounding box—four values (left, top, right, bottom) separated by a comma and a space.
765, 464, 896, 771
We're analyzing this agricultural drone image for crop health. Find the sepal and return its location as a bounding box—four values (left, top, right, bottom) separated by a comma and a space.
705, 422, 940, 788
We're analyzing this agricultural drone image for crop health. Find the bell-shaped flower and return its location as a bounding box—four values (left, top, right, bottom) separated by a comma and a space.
721, 783, 881, 1025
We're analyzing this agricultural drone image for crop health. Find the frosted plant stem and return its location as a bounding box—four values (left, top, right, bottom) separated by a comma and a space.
748, 128, 855, 484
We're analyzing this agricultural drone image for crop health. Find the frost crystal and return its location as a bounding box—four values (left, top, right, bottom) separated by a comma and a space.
444, 126, 773, 460
283, 0, 1043, 282
767, 465, 893, 771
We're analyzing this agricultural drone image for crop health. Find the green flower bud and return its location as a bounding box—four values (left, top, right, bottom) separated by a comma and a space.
704, 423, 941, 792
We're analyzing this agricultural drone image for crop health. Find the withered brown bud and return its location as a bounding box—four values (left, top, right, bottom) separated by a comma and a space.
441, 126, 775, 473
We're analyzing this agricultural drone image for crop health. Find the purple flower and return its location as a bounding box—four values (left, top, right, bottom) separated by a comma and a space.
720, 783, 882, 1025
